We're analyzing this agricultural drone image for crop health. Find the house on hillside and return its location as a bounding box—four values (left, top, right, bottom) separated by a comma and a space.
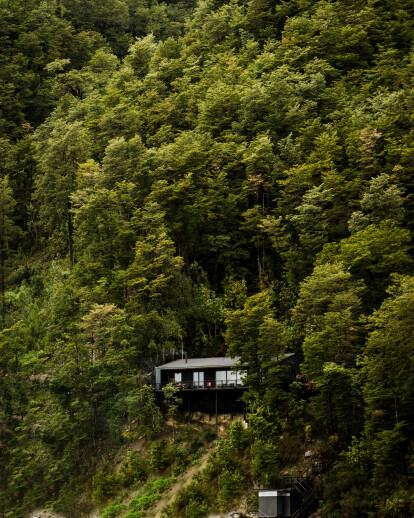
154, 354, 299, 421
155, 356, 245, 391
154, 353, 299, 391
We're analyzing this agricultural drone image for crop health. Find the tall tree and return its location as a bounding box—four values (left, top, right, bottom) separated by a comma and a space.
294, 263, 365, 439
0, 177, 18, 328
35, 120, 90, 264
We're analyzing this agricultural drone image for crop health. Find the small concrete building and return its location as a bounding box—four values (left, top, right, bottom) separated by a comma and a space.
258, 489, 300, 517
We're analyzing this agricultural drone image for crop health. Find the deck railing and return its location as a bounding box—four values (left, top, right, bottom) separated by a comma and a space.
155, 380, 245, 390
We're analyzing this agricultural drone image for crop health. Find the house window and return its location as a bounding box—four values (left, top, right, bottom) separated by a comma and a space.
216, 370, 227, 386
216, 370, 244, 387
193, 371, 204, 387
227, 370, 237, 386
174, 372, 182, 384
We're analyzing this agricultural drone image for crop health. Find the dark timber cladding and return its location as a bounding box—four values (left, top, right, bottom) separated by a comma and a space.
155, 357, 247, 423
154, 353, 299, 391
154, 356, 245, 391
154, 354, 299, 423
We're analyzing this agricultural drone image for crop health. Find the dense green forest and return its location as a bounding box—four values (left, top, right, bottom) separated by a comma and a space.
2, 0, 414, 516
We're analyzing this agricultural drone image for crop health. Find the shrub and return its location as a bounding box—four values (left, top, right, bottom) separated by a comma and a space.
123, 510, 146, 518
251, 440, 281, 488
101, 502, 126, 518
229, 420, 248, 451
119, 451, 150, 487
215, 438, 242, 472
150, 440, 172, 471
190, 435, 203, 454
145, 476, 176, 494
124, 476, 176, 516
170, 481, 210, 516
382, 489, 414, 517
129, 492, 160, 510
171, 444, 187, 474
92, 466, 118, 502
217, 468, 246, 506
202, 425, 216, 443
184, 499, 210, 518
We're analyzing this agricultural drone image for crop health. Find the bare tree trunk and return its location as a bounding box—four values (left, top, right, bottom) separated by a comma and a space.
258, 249, 263, 289
394, 394, 399, 424
67, 199, 73, 267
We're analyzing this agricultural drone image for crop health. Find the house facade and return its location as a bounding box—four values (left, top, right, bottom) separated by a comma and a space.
154, 353, 299, 391
154, 354, 299, 422
154, 357, 245, 391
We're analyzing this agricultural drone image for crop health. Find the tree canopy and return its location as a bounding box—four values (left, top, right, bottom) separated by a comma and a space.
2, 0, 414, 515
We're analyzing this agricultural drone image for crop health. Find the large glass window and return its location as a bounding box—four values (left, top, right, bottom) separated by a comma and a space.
215, 370, 244, 386
174, 372, 182, 384
193, 371, 204, 387
227, 370, 237, 385
216, 370, 227, 386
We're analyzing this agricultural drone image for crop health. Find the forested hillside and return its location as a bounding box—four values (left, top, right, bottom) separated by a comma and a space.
2, 0, 414, 516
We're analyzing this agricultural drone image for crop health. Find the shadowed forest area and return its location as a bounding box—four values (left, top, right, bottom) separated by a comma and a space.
1, 0, 414, 516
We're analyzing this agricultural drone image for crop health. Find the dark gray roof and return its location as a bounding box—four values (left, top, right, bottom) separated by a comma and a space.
155, 357, 240, 370
155, 353, 296, 370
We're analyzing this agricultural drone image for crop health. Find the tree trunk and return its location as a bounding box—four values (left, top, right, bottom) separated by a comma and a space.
67, 199, 73, 267
258, 249, 263, 288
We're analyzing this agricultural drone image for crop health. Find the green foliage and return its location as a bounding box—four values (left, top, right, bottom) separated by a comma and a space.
217, 468, 246, 506
101, 502, 127, 518
317, 221, 412, 278
162, 382, 182, 441
125, 385, 162, 440
363, 275, 414, 433
0, 176, 19, 328
129, 492, 160, 511
121, 476, 176, 516
92, 465, 119, 503
294, 263, 364, 440
169, 480, 210, 518
125, 35, 158, 76
3, 0, 414, 514
175, 432, 251, 514
251, 440, 281, 489
146, 476, 176, 493
348, 173, 405, 233
123, 510, 146, 518
228, 420, 248, 451
182, 499, 210, 518
225, 289, 287, 393
202, 425, 217, 443
382, 489, 414, 518
295, 262, 364, 376
150, 440, 172, 472
119, 451, 150, 487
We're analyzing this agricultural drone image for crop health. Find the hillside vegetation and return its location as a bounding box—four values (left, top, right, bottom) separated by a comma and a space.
2, 0, 414, 516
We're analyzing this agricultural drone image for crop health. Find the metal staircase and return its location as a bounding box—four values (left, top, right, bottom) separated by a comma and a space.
283, 474, 317, 518
253, 456, 335, 517
286, 455, 336, 518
